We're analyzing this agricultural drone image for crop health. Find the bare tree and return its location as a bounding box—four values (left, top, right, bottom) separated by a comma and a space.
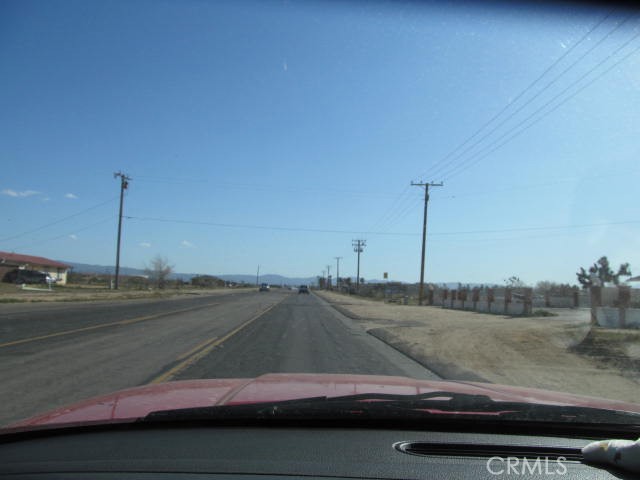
504, 276, 527, 288
145, 255, 173, 289
535, 281, 578, 296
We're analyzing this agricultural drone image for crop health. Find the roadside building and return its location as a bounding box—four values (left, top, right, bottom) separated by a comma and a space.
0, 251, 71, 285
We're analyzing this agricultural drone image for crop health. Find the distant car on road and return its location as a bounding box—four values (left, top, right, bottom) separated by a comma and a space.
259, 283, 270, 292
298, 285, 309, 294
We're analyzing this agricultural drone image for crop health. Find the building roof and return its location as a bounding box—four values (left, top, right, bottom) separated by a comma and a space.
0, 251, 70, 269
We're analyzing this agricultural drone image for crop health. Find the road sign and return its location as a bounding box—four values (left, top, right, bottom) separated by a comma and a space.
383, 272, 388, 279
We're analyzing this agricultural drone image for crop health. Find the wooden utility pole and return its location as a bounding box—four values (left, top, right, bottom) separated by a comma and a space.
113, 172, 131, 290
411, 181, 443, 305
352, 239, 366, 293
334, 256, 342, 290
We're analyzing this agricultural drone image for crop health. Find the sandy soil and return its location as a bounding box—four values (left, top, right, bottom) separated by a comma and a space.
317, 291, 640, 403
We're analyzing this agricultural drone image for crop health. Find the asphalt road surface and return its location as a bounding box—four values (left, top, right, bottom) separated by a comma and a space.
0, 290, 437, 426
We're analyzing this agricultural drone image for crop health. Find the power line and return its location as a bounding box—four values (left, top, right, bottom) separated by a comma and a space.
9, 217, 634, 252
430, 12, 635, 181
369, 9, 617, 234
428, 229, 590, 245
443, 28, 640, 180
0, 197, 118, 244
377, 196, 422, 233
133, 175, 206, 183
369, 181, 430, 233
9, 216, 117, 251
136, 176, 400, 199
443, 168, 640, 199
125, 215, 418, 236
428, 220, 640, 236
369, 191, 419, 233
368, 185, 416, 231
376, 177, 448, 233
124, 215, 640, 237
415, 8, 618, 181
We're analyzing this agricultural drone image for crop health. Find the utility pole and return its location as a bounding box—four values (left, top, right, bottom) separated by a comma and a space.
113, 172, 131, 290
411, 181, 443, 305
352, 239, 366, 293
256, 265, 260, 286
326, 265, 331, 290
334, 256, 342, 290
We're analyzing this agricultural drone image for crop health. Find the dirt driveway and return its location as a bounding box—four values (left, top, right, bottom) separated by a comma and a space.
317, 291, 640, 403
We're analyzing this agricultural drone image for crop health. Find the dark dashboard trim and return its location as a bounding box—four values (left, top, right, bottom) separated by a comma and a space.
2, 416, 639, 445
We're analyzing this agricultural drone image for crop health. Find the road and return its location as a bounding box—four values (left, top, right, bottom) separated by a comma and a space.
0, 290, 437, 426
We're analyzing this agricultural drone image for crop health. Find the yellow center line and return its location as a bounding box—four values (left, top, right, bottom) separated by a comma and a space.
0, 302, 220, 349
176, 336, 219, 361
149, 297, 287, 384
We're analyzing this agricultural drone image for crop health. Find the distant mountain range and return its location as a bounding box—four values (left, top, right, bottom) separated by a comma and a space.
217, 274, 318, 286
61, 261, 317, 285
61, 261, 491, 287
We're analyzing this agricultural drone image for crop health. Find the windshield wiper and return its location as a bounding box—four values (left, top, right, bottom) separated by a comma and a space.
142, 392, 640, 425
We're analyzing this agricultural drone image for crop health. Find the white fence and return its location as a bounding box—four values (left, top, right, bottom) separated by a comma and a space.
432, 285, 639, 329
596, 307, 640, 329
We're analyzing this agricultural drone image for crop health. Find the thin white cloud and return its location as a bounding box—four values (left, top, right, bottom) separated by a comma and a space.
181, 240, 195, 248
2, 189, 40, 198
64, 193, 78, 199
283, 61, 288, 71
42, 197, 51, 202
139, 242, 151, 248
69, 234, 78, 240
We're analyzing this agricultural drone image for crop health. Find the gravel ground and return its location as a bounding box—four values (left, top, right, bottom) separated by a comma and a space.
317, 291, 640, 403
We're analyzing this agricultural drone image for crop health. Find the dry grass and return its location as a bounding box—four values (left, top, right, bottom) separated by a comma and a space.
0, 283, 254, 303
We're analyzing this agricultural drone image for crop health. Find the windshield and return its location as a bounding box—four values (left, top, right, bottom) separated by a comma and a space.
1, 0, 639, 429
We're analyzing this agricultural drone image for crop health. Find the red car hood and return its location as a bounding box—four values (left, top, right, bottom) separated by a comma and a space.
7, 373, 640, 431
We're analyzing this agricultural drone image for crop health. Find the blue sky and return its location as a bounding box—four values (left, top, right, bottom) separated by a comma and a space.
1, 0, 639, 284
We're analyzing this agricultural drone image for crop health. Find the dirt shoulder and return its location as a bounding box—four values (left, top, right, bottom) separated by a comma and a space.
317, 290, 640, 403
0, 284, 256, 303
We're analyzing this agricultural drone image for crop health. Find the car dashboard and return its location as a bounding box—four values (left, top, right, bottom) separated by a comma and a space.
0, 425, 631, 479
